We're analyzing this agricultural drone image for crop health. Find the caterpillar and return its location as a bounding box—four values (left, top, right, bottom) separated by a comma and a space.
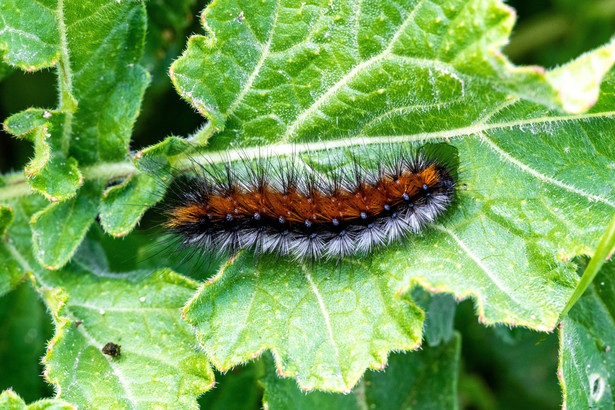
161, 145, 456, 261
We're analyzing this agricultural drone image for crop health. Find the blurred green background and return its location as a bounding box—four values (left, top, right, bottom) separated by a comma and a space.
0, 0, 613, 407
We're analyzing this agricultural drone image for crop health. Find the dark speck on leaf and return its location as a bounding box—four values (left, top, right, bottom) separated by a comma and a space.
102, 342, 121, 357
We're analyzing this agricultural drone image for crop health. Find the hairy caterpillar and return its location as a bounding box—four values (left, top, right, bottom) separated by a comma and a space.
161, 145, 456, 261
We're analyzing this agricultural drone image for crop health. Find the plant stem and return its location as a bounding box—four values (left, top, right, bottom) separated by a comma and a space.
0, 161, 137, 201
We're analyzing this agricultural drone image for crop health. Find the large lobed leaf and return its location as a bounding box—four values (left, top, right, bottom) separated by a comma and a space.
169, 0, 615, 391
184, 256, 424, 392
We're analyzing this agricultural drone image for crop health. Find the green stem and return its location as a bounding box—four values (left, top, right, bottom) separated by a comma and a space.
558, 212, 615, 321
0, 161, 137, 201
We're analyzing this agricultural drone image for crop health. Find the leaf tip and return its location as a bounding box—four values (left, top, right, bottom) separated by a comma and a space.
535, 324, 553, 332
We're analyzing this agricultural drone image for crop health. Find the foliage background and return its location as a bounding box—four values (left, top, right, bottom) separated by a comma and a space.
0, 0, 614, 408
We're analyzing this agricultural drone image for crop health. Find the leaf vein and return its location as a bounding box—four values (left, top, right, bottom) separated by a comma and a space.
477, 131, 615, 208
223, 0, 281, 118
435, 225, 525, 307
304, 269, 345, 384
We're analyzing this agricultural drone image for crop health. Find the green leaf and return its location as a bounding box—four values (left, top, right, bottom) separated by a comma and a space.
99, 173, 164, 237
0, 0, 60, 70
0, 389, 74, 410
2, 196, 214, 409
261, 333, 460, 409
3, 109, 82, 201
184, 255, 423, 392
30, 181, 101, 270
39, 261, 214, 409
1, 0, 149, 217
0, 204, 26, 297
170, 0, 613, 149
169, 0, 615, 392
559, 259, 615, 409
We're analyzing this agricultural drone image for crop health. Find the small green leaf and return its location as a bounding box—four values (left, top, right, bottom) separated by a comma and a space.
4, 109, 82, 201
0, 204, 13, 236
100, 173, 165, 237
135, 135, 197, 169
0, 0, 60, 70
184, 255, 423, 392
559, 259, 615, 409
0, 204, 26, 297
261, 333, 460, 409
546, 39, 615, 113
30, 182, 101, 270
0, 389, 74, 410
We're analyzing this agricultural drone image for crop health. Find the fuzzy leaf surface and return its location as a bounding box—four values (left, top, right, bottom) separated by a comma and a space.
2, 197, 214, 409
173, 0, 615, 392
99, 173, 163, 237
0, 0, 60, 70
30, 182, 101, 269
559, 260, 615, 409
184, 256, 423, 392
0, 204, 23, 297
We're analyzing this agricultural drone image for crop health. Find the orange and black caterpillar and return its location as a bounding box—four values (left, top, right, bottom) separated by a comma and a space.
163, 146, 456, 261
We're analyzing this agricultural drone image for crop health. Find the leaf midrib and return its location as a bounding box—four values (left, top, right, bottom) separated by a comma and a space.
2, 110, 613, 205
